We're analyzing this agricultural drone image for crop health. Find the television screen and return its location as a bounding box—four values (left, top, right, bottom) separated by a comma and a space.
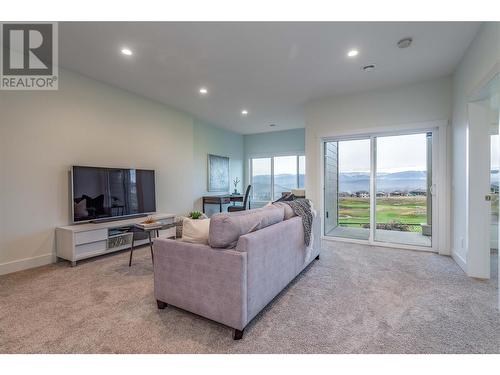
72, 166, 156, 222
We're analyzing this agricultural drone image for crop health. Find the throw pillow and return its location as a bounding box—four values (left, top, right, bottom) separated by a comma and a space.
291, 189, 306, 198
181, 218, 211, 244
274, 192, 295, 202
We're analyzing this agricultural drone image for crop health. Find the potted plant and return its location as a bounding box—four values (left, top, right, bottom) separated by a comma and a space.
233, 177, 240, 195
189, 211, 204, 219
188, 211, 208, 220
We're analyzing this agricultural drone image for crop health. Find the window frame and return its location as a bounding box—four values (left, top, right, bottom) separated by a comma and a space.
249, 153, 305, 203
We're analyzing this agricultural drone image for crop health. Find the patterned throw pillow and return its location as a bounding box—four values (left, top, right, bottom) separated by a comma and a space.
273, 192, 295, 202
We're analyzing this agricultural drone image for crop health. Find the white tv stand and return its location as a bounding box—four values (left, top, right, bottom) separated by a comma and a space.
56, 213, 175, 266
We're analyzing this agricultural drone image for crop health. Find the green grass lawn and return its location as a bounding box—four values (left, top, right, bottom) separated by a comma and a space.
339, 196, 427, 232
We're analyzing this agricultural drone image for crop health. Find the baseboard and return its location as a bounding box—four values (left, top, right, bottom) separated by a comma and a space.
451, 249, 467, 274
0, 253, 54, 276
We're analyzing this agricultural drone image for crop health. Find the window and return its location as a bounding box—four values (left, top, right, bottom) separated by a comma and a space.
299, 155, 305, 188
250, 155, 305, 202
251, 158, 272, 201
273, 156, 298, 200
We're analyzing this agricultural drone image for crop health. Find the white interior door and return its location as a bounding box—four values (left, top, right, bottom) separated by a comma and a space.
467, 102, 493, 279
489, 128, 499, 252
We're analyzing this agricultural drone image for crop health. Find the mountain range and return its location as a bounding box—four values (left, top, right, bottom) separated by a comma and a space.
339, 171, 427, 193
252, 170, 498, 199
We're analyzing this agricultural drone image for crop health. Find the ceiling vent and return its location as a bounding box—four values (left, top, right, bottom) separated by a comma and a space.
362, 64, 376, 72
397, 37, 413, 49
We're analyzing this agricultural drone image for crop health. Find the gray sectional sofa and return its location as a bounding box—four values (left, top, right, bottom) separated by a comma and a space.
153, 204, 321, 339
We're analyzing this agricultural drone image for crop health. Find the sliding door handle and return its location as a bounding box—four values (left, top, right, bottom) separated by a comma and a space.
485, 194, 498, 202
429, 184, 436, 196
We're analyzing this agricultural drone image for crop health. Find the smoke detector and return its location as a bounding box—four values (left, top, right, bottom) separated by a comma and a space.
397, 37, 413, 49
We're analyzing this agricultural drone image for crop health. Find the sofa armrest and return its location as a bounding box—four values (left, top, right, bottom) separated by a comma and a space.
235, 216, 307, 321
153, 238, 248, 330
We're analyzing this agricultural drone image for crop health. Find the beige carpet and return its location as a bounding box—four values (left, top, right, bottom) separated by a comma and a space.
0, 241, 498, 353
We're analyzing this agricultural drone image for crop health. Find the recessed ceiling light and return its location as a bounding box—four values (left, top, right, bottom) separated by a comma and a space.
241, 109, 249, 116
347, 49, 359, 57
121, 48, 133, 56
397, 37, 413, 49
362, 64, 376, 72
199, 87, 208, 95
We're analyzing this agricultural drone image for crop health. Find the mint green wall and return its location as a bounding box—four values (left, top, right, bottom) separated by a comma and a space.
243, 128, 305, 185
193, 126, 304, 215
193, 119, 244, 215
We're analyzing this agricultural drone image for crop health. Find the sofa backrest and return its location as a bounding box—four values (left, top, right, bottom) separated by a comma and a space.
209, 205, 284, 248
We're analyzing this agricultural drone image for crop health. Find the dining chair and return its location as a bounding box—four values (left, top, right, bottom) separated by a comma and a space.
228, 185, 251, 212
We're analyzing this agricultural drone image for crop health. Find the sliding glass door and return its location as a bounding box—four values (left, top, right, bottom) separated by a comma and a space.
374, 133, 433, 247
324, 138, 371, 240
324, 130, 436, 249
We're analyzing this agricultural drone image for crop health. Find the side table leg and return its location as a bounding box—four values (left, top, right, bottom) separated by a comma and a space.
149, 231, 154, 264
129, 240, 134, 267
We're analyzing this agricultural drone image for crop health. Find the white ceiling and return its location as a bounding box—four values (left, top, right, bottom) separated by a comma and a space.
59, 22, 480, 134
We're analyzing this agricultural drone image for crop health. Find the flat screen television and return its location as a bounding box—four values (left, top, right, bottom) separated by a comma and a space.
71, 166, 156, 223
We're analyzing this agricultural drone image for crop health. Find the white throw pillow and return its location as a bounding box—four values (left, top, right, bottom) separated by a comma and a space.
181, 218, 210, 244
291, 189, 306, 197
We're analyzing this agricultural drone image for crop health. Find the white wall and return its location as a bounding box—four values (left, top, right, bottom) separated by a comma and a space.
451, 22, 500, 275
0, 69, 243, 274
305, 77, 452, 253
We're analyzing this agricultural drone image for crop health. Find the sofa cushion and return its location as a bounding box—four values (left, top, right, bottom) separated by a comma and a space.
209, 205, 284, 248
272, 202, 296, 220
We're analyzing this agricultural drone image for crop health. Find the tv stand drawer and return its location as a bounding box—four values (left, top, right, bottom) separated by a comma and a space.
75, 229, 107, 245
75, 240, 108, 259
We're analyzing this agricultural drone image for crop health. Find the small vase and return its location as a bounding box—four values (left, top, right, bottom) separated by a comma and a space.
234, 189, 238, 194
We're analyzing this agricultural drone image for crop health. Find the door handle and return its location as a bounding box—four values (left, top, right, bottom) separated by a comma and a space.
485, 194, 498, 202
430, 184, 436, 196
